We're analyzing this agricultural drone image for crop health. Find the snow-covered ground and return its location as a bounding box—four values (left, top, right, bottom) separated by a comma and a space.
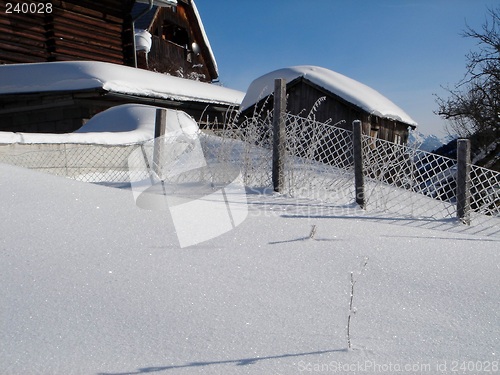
1, 164, 498, 375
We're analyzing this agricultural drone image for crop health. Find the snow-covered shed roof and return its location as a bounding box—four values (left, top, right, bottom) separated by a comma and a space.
241, 66, 417, 126
0, 61, 243, 106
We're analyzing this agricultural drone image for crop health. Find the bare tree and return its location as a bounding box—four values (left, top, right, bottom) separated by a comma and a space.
436, 7, 500, 141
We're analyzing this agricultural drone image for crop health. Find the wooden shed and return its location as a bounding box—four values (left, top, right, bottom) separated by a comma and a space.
240, 66, 417, 144
0, 61, 243, 133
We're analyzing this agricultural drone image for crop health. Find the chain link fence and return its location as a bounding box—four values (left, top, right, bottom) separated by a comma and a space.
0, 143, 137, 185
206, 112, 499, 236
358, 134, 500, 233
0, 113, 499, 237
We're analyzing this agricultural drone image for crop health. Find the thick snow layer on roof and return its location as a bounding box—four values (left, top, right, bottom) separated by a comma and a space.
241, 66, 417, 126
0, 61, 243, 106
0, 104, 198, 145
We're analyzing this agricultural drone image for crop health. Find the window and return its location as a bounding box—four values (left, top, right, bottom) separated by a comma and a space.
163, 23, 189, 47
370, 126, 379, 149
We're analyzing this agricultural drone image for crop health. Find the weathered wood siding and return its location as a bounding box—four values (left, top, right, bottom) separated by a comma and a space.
47, 0, 130, 64
0, 0, 215, 80
0, 91, 105, 133
287, 80, 363, 128
0, 0, 49, 63
0, 0, 134, 66
139, 2, 214, 81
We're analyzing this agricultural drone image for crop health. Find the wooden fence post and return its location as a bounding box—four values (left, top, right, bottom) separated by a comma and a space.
456, 138, 471, 224
273, 78, 286, 192
353, 120, 365, 209
153, 108, 167, 179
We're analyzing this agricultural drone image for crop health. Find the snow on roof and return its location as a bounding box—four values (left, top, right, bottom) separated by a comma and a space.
241, 66, 417, 126
191, 0, 218, 77
0, 104, 199, 145
0, 61, 243, 106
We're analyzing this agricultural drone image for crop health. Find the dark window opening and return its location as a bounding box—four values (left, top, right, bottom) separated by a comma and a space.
163, 23, 189, 47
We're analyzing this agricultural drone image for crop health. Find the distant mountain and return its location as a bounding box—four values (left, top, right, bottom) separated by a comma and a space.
408, 130, 457, 152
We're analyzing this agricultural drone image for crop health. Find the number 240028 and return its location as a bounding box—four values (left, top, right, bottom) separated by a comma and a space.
5, 3, 52, 14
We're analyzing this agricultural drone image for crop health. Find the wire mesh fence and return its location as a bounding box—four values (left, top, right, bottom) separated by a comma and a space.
0, 113, 498, 237
0, 143, 137, 184
207, 112, 499, 236
360, 135, 459, 220
359, 134, 500, 230
283, 114, 355, 205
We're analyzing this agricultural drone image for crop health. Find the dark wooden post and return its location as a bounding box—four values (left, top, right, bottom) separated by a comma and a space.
353, 120, 365, 209
273, 78, 286, 192
456, 138, 471, 224
153, 108, 167, 179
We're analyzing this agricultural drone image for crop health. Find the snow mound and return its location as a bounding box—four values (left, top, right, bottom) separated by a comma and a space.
0, 61, 243, 106
0, 104, 199, 145
241, 66, 417, 126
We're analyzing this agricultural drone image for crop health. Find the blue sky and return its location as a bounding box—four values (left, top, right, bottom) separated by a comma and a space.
196, 0, 498, 136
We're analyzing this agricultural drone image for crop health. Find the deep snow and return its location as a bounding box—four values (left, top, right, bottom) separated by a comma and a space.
0, 164, 498, 375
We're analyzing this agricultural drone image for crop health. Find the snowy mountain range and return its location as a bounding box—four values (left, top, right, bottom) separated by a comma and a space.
408, 130, 457, 152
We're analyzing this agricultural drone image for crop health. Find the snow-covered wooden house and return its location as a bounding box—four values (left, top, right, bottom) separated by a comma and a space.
0, 0, 217, 81
240, 66, 417, 144
0, 61, 243, 133
0, 0, 237, 133
132, 0, 217, 81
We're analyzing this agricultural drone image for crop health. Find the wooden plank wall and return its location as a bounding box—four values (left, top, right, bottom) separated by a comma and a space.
0, 0, 133, 65
145, 3, 214, 81
0, 0, 49, 63
47, 0, 129, 64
